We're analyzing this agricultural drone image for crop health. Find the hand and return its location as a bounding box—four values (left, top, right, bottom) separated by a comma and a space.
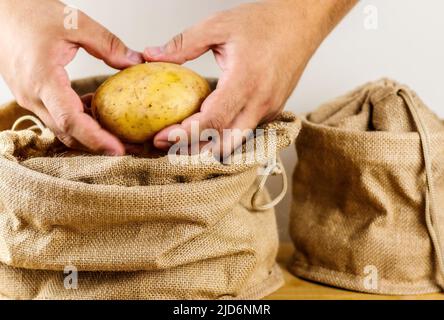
145, 0, 356, 153
0, 0, 143, 155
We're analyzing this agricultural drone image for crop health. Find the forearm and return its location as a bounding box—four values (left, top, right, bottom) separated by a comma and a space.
272, 0, 357, 29
268, 0, 357, 55
303, 0, 357, 37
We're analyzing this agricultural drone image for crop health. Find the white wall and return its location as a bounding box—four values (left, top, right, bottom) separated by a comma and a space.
1, 0, 443, 241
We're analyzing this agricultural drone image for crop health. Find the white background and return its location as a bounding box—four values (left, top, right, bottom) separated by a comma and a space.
1, 0, 443, 240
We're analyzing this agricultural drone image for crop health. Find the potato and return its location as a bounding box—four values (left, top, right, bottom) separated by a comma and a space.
92, 62, 211, 144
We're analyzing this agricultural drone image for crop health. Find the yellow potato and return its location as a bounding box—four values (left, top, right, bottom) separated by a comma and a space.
92, 62, 211, 144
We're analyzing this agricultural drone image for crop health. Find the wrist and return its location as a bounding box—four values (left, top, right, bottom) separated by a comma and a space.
289, 0, 356, 32
268, 0, 357, 51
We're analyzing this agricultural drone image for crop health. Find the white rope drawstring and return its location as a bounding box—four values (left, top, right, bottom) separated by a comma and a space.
398, 88, 444, 289
251, 156, 288, 211
12, 115, 46, 132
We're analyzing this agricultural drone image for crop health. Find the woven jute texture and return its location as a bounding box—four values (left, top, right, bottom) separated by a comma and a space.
290, 79, 444, 295
0, 76, 301, 300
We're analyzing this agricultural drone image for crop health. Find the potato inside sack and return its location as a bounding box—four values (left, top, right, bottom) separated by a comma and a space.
92, 62, 211, 144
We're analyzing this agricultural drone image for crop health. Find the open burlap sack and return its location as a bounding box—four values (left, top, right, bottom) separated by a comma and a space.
290, 79, 444, 295
0, 76, 301, 300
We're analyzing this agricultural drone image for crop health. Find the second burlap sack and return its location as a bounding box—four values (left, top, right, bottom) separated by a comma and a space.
290, 79, 444, 295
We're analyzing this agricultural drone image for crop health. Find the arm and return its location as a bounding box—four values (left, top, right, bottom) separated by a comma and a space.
144, 0, 357, 152
0, 0, 143, 155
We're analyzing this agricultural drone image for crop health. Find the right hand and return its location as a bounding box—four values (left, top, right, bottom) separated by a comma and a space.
0, 0, 143, 155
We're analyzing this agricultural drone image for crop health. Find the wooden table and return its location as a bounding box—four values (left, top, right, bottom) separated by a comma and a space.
265, 243, 444, 300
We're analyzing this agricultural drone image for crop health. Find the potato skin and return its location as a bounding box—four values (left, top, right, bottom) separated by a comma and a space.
92, 62, 211, 144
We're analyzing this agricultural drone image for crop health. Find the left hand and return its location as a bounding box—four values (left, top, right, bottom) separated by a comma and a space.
144, 0, 356, 153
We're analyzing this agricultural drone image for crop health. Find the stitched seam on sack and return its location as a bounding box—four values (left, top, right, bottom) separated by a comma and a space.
290, 260, 439, 291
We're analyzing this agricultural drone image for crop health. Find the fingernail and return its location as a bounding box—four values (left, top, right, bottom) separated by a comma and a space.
104, 148, 125, 156
145, 46, 164, 58
126, 49, 143, 64
155, 140, 173, 150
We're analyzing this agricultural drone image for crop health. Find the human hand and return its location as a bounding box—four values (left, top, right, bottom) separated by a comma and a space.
0, 0, 143, 155
145, 0, 356, 154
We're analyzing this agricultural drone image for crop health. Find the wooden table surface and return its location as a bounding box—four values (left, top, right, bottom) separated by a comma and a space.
265, 243, 444, 300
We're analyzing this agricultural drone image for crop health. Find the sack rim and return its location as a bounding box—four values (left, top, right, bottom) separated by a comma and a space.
300, 115, 444, 140
0, 155, 257, 194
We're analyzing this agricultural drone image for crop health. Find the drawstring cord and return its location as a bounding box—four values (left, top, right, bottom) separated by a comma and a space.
398, 88, 444, 289
12, 115, 46, 133
251, 156, 288, 211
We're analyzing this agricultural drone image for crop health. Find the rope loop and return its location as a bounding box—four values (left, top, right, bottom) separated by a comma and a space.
251, 156, 288, 211
398, 87, 444, 289
12, 115, 46, 133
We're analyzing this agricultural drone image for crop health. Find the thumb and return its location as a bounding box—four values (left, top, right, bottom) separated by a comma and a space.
39, 66, 125, 155
144, 19, 223, 64
75, 13, 143, 69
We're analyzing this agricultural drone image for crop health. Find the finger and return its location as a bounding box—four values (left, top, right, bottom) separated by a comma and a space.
72, 12, 143, 69
154, 105, 262, 160
153, 68, 249, 150
220, 107, 263, 156
39, 67, 125, 155
29, 104, 86, 150
144, 17, 226, 64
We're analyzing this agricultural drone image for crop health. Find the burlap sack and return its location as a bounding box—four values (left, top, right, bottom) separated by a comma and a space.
0, 76, 301, 300
290, 79, 444, 295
